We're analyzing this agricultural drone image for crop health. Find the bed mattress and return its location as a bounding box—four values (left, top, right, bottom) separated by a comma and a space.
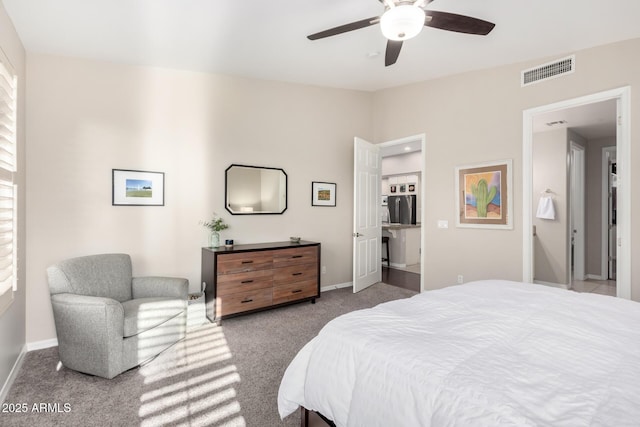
278, 280, 640, 426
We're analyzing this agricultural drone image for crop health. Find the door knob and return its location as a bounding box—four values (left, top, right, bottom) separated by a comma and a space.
353, 232, 363, 237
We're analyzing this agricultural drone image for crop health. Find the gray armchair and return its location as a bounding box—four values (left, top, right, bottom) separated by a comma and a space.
47, 253, 189, 379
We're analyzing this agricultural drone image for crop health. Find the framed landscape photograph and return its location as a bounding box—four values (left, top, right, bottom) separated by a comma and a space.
311, 181, 336, 207
455, 159, 512, 229
112, 169, 165, 206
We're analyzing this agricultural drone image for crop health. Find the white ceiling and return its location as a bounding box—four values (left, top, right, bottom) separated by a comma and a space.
4, 0, 640, 91
532, 99, 617, 140
381, 140, 422, 157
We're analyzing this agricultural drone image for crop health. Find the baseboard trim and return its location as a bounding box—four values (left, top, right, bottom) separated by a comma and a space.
0, 345, 27, 404
26, 338, 58, 352
586, 274, 606, 281
534, 280, 569, 290
321, 282, 352, 293
389, 262, 407, 268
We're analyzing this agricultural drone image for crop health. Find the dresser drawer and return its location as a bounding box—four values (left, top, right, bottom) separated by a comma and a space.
273, 263, 317, 286
217, 269, 273, 296
217, 251, 273, 275
203, 242, 320, 321
273, 280, 317, 305
217, 288, 272, 316
273, 246, 318, 268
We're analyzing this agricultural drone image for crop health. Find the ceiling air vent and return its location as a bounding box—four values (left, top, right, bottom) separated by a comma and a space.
521, 55, 575, 87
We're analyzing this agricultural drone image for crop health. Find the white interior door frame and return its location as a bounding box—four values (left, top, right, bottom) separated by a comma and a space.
569, 141, 585, 283
378, 134, 426, 293
523, 86, 631, 299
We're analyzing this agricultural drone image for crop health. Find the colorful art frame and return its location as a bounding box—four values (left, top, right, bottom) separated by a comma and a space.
455, 159, 512, 229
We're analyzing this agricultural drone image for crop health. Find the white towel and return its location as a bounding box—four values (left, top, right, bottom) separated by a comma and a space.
536, 196, 555, 220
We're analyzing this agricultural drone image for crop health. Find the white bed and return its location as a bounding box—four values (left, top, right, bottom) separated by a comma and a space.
278, 280, 640, 426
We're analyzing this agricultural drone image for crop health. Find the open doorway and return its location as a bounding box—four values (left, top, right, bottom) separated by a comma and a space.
379, 134, 425, 293
523, 87, 630, 299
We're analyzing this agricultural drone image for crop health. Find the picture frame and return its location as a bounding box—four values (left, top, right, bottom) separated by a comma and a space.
455, 159, 512, 229
311, 181, 336, 207
408, 184, 415, 192
390, 185, 397, 193
112, 169, 165, 206
399, 184, 406, 193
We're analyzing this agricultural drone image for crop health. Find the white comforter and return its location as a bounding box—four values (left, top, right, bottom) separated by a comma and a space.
278, 280, 640, 426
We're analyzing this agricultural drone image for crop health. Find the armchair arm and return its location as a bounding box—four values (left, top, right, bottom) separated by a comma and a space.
50, 293, 124, 379
132, 276, 189, 300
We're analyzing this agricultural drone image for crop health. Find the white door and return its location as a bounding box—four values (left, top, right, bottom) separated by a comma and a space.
569, 142, 585, 283
353, 137, 381, 293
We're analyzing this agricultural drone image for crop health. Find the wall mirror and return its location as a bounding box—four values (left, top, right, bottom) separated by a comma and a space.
225, 164, 288, 215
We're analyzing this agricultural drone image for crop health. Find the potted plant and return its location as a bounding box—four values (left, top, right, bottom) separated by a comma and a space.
200, 213, 229, 248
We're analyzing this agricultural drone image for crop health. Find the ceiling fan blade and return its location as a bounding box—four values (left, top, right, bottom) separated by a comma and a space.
307, 17, 379, 40
385, 40, 403, 66
425, 10, 495, 35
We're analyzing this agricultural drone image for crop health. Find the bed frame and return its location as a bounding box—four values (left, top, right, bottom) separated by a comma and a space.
301, 407, 336, 427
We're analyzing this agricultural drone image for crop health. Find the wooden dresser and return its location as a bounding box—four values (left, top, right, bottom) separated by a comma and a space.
201, 241, 321, 321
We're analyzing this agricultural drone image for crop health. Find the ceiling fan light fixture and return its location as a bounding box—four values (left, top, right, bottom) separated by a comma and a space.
380, 5, 425, 41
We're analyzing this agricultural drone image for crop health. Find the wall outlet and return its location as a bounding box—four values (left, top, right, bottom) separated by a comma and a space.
322, 266, 326, 274
457, 274, 464, 284
437, 220, 448, 229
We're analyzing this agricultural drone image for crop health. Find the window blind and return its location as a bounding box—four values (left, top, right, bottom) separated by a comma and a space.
0, 55, 16, 296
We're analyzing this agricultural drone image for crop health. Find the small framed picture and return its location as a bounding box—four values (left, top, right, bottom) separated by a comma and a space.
311, 181, 336, 207
399, 184, 406, 193
390, 185, 397, 193
408, 184, 415, 192
112, 169, 165, 206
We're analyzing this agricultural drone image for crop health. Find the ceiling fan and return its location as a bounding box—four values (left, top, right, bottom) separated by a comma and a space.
307, 0, 495, 66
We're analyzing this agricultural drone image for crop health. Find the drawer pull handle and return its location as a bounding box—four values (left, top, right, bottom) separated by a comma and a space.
241, 260, 254, 264
241, 299, 253, 303
291, 289, 302, 294
292, 272, 303, 276
291, 255, 303, 259
241, 280, 254, 284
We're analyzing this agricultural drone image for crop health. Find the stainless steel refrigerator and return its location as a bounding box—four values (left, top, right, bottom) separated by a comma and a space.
387, 195, 417, 225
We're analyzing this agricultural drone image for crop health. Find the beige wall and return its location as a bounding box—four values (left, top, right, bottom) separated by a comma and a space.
371, 38, 640, 296
532, 129, 567, 285
26, 54, 372, 342
530, 128, 585, 285
0, 3, 26, 393
20, 35, 640, 345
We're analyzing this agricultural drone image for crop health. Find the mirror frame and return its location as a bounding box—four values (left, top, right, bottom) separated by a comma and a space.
224, 164, 288, 215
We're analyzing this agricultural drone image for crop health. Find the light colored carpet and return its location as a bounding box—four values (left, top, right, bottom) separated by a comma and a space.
2, 283, 416, 426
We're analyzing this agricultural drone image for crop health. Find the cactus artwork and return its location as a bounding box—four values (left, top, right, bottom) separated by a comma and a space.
458, 162, 509, 227
470, 178, 497, 218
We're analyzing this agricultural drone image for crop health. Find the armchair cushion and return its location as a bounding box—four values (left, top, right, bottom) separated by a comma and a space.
121, 297, 186, 337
